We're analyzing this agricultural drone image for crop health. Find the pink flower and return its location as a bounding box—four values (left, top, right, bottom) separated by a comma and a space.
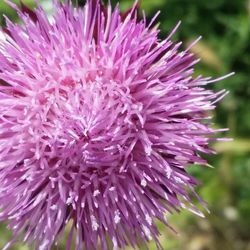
0, 1, 232, 249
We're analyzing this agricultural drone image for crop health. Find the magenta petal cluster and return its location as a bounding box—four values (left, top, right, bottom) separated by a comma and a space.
0, 1, 230, 249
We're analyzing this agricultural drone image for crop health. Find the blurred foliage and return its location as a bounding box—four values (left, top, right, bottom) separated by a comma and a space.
0, 0, 250, 249
0, 0, 35, 24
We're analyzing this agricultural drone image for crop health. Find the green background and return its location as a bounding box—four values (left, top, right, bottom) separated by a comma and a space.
0, 0, 249, 249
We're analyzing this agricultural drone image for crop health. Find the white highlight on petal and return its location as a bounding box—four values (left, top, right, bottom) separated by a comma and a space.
50, 205, 57, 211
39, 240, 49, 250
109, 187, 115, 191
66, 197, 73, 205
93, 190, 100, 197
141, 179, 147, 187
91, 215, 99, 231
112, 237, 118, 250
174, 177, 184, 184
145, 213, 152, 226
0, 31, 6, 41
165, 167, 172, 179
142, 225, 152, 240
114, 210, 121, 224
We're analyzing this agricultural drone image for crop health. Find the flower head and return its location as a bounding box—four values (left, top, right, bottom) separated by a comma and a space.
0, 1, 231, 249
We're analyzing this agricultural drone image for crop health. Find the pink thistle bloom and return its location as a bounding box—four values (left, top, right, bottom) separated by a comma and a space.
0, 1, 232, 249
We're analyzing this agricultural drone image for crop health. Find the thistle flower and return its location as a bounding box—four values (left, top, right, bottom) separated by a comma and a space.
0, 1, 232, 249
